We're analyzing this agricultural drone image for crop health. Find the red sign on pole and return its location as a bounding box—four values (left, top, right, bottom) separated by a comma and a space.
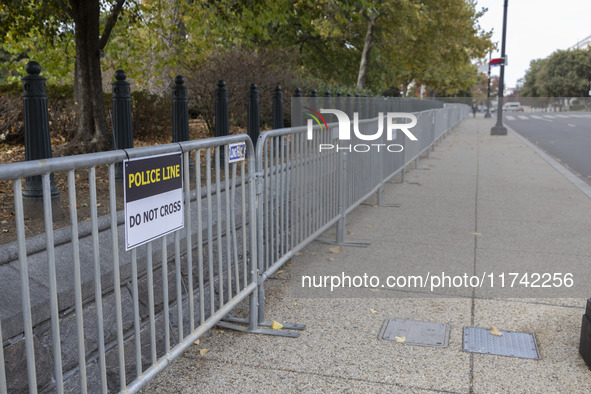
490, 56, 508, 67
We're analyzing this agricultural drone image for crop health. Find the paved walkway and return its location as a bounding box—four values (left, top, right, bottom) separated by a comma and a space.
143, 115, 591, 393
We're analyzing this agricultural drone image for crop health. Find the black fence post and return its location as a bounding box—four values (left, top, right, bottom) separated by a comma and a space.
362, 94, 368, 119
345, 93, 353, 118
172, 75, 194, 174
310, 89, 318, 112
21, 61, 60, 217
323, 90, 331, 110
247, 83, 260, 148
292, 87, 303, 127
335, 92, 343, 112
215, 80, 229, 163
272, 85, 284, 130
112, 70, 133, 179
172, 75, 189, 143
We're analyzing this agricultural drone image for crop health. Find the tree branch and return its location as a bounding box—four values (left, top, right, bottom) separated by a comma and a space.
99, 0, 126, 50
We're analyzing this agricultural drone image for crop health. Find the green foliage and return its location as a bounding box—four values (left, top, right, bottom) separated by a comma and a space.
520, 48, 591, 97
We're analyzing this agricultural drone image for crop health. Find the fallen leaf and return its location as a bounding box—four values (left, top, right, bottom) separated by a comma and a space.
295, 252, 302, 256
277, 270, 284, 275
292, 302, 297, 306
0, 220, 7, 224
394, 336, 406, 343
271, 321, 283, 330
328, 246, 342, 254
552, 187, 558, 191
472, 232, 481, 236
347, 230, 353, 235
369, 308, 378, 314
366, 225, 373, 228
2, 229, 8, 233
286, 263, 292, 267
194, 339, 200, 345
216, 330, 225, 334
490, 326, 503, 336
198, 348, 209, 356
327, 257, 335, 262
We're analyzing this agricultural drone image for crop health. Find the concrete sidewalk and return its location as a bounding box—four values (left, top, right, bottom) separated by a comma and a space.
143, 116, 591, 393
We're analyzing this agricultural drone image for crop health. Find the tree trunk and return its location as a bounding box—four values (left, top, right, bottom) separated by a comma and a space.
69, 0, 111, 153
356, 13, 378, 90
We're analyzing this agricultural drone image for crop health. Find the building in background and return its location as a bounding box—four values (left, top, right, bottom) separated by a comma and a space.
569, 35, 591, 50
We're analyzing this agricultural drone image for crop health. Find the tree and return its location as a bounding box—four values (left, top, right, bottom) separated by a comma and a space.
1, 0, 131, 152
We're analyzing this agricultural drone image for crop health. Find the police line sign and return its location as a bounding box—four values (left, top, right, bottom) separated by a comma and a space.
124, 152, 184, 250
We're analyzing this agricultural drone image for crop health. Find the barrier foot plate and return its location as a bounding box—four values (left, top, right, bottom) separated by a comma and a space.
216, 321, 302, 338
317, 238, 371, 248
222, 316, 306, 330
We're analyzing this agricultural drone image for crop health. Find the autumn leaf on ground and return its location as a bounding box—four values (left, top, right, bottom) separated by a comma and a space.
271, 321, 283, 330
198, 348, 209, 356
328, 246, 342, 254
369, 308, 378, 314
292, 302, 297, 306
295, 252, 302, 256
490, 326, 503, 336
286, 263, 292, 267
366, 225, 373, 228
327, 257, 335, 262
276, 270, 284, 275
395, 336, 406, 343
216, 330, 225, 334
194, 339, 200, 345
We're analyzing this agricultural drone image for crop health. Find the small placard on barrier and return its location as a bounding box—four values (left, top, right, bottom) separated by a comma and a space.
228, 142, 246, 163
124, 152, 184, 250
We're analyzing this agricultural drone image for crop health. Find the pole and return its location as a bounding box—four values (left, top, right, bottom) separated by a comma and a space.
485, 52, 492, 118
491, 0, 508, 135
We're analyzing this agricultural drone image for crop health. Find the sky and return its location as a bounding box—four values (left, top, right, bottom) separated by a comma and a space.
475, 0, 591, 88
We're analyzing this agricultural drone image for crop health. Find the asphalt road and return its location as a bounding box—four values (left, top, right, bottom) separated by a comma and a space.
501, 111, 591, 185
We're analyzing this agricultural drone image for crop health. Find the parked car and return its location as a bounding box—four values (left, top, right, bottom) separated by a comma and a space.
502, 102, 524, 112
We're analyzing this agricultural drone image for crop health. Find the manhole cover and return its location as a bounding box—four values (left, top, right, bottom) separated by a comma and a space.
463, 327, 540, 360
378, 318, 450, 347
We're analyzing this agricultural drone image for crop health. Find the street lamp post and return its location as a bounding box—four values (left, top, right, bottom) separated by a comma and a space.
485, 52, 492, 118
491, 0, 509, 135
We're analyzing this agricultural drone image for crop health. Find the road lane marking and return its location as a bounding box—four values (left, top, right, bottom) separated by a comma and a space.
531, 115, 552, 122
542, 115, 556, 119
505, 115, 516, 120
518, 115, 528, 120
568, 123, 576, 127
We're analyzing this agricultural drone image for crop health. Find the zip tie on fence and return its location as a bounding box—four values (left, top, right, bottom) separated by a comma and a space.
122, 148, 130, 161
249, 171, 264, 180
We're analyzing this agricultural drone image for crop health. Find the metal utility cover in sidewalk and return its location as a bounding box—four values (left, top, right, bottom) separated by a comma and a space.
463, 327, 541, 360
378, 319, 450, 347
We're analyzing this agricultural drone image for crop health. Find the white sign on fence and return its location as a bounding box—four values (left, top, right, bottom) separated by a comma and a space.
228, 142, 247, 163
123, 152, 184, 250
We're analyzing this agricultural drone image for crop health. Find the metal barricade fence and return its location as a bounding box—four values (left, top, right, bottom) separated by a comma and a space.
247, 104, 469, 334
0, 104, 468, 391
0, 135, 257, 393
